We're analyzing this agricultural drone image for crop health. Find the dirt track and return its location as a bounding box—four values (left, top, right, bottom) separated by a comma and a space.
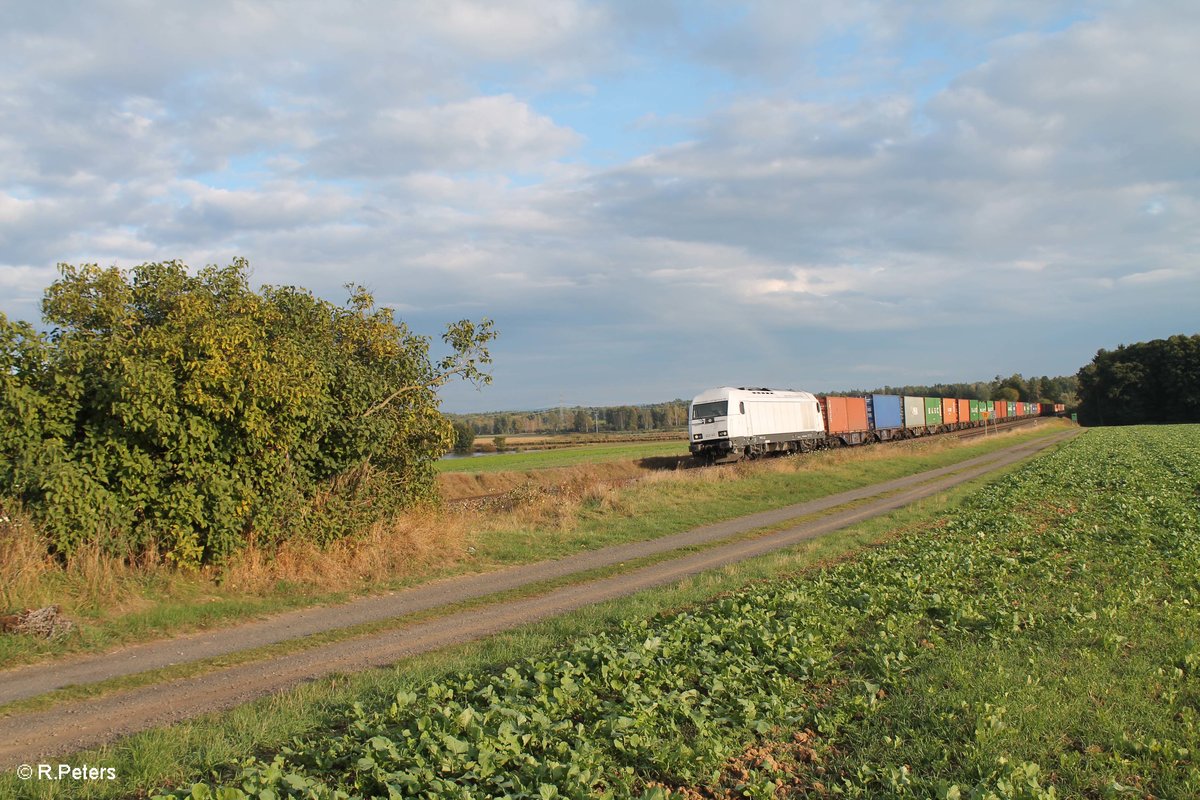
0, 426, 1077, 767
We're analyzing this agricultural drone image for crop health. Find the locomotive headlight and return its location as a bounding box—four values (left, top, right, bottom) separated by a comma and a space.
693, 433, 702, 440
718, 430, 727, 437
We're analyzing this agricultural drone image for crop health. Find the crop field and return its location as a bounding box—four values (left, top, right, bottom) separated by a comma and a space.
481, 432, 685, 449
152, 425, 1200, 799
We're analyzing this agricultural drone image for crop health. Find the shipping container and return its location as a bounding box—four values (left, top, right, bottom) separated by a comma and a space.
957, 398, 971, 425
869, 394, 903, 430
824, 396, 869, 434
942, 398, 959, 425
969, 399, 981, 421
1008, 401, 1017, 417
994, 400, 1007, 419
903, 395, 926, 429
924, 397, 943, 427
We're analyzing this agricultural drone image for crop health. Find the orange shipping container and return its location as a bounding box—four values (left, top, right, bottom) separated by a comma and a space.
957, 398, 971, 424
995, 401, 1007, 418
942, 398, 959, 425
824, 396, 869, 433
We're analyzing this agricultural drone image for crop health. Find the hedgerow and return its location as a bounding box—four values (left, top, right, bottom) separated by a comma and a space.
0, 259, 494, 566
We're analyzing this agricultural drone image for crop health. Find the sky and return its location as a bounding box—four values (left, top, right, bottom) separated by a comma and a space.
2, 1, 1198, 412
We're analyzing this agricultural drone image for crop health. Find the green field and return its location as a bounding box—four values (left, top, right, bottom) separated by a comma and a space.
436, 440, 687, 473
141, 425, 1199, 798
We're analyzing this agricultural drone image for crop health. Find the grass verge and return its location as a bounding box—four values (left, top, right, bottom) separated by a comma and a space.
0, 439, 1028, 718
0, 450, 1039, 799
0, 423, 1067, 670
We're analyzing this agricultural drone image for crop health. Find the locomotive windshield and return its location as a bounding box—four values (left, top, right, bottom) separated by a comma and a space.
692, 400, 728, 419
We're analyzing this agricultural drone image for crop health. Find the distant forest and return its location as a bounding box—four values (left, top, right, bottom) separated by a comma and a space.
451, 373, 1078, 435
453, 401, 691, 436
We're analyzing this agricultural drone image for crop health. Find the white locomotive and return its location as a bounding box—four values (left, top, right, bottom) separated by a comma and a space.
689, 386, 825, 462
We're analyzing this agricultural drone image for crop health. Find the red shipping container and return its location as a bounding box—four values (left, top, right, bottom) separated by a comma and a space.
824, 396, 868, 433
942, 398, 958, 425
848, 396, 868, 431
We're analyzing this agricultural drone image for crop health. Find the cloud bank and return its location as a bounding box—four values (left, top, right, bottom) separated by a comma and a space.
2, 1, 1197, 409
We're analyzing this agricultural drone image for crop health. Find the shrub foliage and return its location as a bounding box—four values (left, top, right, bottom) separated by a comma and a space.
0, 259, 495, 566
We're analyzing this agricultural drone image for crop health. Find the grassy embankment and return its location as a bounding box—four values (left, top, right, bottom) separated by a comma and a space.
100, 423, 1197, 800
436, 439, 687, 500
0, 424, 1063, 670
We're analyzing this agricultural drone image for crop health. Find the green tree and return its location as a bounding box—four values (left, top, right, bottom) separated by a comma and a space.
992, 386, 1020, 402
451, 421, 475, 455
996, 374, 1028, 401
1077, 334, 1200, 425
0, 260, 496, 566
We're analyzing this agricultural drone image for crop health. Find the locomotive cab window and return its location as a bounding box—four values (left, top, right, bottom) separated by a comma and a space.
739, 402, 745, 414
692, 400, 728, 419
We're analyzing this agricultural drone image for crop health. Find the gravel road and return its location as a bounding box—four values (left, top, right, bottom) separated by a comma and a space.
0, 426, 1076, 767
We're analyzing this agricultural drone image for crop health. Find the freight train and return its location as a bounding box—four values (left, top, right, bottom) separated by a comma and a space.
688, 386, 1065, 463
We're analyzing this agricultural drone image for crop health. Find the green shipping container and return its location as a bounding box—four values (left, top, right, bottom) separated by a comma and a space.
924, 397, 943, 426
969, 400, 981, 421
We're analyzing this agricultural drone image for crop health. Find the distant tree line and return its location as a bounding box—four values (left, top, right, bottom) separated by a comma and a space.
847, 373, 1078, 405
451, 373, 1081, 436
451, 401, 690, 436
1076, 334, 1200, 426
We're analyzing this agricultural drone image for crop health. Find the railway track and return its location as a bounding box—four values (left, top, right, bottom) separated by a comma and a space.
444, 417, 1053, 506
952, 416, 1043, 440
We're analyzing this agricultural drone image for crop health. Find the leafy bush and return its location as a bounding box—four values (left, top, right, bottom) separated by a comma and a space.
0, 259, 495, 566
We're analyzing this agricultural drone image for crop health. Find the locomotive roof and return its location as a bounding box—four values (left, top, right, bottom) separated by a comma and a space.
691, 386, 817, 402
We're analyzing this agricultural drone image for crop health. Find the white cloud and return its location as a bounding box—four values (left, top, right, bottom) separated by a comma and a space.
421, 0, 609, 61
2, 2, 1198, 409
310, 95, 581, 176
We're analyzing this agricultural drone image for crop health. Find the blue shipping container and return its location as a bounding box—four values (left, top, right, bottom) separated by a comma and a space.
870, 394, 904, 430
